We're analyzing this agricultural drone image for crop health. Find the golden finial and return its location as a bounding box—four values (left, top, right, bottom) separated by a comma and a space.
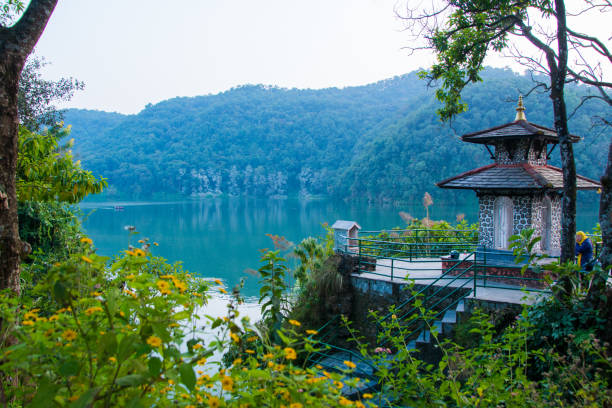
515, 95, 526, 121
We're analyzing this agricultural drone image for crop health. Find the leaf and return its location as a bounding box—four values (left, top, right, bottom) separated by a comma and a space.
118, 335, 136, 361
58, 359, 80, 377
124, 397, 144, 408
148, 357, 162, 377
179, 363, 196, 392
116, 374, 146, 387
172, 310, 191, 321
53, 281, 68, 302
28, 379, 60, 407
69, 387, 100, 408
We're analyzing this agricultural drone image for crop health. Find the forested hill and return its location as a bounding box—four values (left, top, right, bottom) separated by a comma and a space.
64, 68, 609, 202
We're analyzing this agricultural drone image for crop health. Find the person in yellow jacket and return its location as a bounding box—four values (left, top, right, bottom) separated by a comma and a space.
575, 231, 594, 271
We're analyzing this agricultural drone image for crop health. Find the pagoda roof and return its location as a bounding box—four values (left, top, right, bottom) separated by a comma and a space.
461, 120, 581, 144
437, 163, 601, 191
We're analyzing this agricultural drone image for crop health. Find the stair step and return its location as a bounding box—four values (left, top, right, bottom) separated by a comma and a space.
416, 330, 430, 344
456, 300, 465, 313
442, 310, 457, 324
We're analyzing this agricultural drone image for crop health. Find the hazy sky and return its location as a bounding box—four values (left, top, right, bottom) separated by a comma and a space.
32, 0, 608, 114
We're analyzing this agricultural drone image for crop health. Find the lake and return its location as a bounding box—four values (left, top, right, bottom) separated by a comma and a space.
80, 196, 601, 302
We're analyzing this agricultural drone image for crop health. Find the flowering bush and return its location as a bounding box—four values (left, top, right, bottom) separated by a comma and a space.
0, 239, 374, 407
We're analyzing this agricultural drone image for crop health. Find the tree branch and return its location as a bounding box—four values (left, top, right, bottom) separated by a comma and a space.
7, 0, 58, 62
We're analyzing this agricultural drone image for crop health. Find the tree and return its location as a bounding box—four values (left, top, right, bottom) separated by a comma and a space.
401, 0, 611, 265
17, 125, 106, 203
18, 55, 84, 131
0, 0, 59, 293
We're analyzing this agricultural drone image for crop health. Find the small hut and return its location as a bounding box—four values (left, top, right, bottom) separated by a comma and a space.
332, 220, 361, 252
437, 97, 600, 255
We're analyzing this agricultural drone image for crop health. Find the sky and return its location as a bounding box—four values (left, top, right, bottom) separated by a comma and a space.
32, 0, 609, 114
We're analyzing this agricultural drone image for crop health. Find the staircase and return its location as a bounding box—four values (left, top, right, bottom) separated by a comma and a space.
307, 253, 477, 398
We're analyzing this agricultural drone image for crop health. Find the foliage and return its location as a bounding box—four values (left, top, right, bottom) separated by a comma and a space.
0, 0, 24, 25
292, 227, 334, 287
18, 55, 84, 131
358, 305, 612, 407
359, 217, 479, 258
63, 68, 610, 201
18, 201, 82, 259
17, 125, 107, 203
525, 262, 611, 379
0, 240, 371, 408
257, 249, 290, 341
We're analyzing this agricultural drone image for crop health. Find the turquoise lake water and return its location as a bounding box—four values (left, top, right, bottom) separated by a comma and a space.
80, 196, 601, 300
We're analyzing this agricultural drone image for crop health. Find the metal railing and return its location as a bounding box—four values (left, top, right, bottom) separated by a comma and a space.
307, 252, 478, 375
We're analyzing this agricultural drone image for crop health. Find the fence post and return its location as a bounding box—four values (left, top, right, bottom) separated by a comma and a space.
391, 257, 394, 281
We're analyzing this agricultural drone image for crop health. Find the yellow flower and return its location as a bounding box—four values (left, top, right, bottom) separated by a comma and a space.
80, 237, 93, 245
108, 356, 117, 363
123, 289, 137, 299
90, 291, 102, 296
125, 274, 136, 280
207, 396, 220, 408
263, 353, 274, 359
230, 333, 240, 343
133, 248, 146, 257
290, 404, 303, 408
306, 329, 318, 335
85, 306, 103, 316
22, 320, 35, 326
288, 319, 301, 327
68, 395, 80, 402
156, 280, 171, 295
62, 329, 78, 341
24, 311, 38, 320
343, 360, 356, 369
233, 358, 242, 365
49, 315, 59, 322
362, 393, 373, 399
174, 280, 187, 293
146, 336, 162, 348
219, 288, 228, 294
245, 349, 255, 354
221, 376, 234, 391
334, 380, 344, 389
247, 336, 258, 342
214, 279, 222, 285
192, 343, 203, 350
283, 347, 297, 360
197, 357, 207, 365
153, 242, 159, 246
338, 396, 351, 406
125, 250, 135, 256
81, 256, 93, 264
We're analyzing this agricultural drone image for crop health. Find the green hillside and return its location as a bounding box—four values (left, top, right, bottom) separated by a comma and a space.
64, 68, 609, 202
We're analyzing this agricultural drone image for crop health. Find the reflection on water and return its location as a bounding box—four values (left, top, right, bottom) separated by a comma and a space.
80, 196, 600, 298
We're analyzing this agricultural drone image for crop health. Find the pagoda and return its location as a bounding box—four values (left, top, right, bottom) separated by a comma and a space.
437, 97, 600, 255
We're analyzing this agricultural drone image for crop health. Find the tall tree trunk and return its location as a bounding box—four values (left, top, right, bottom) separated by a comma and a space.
552, 0, 577, 264
599, 141, 612, 270
0, 0, 59, 293
0, 57, 23, 293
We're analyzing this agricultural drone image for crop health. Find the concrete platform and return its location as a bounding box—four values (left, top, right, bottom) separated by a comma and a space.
353, 256, 548, 305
